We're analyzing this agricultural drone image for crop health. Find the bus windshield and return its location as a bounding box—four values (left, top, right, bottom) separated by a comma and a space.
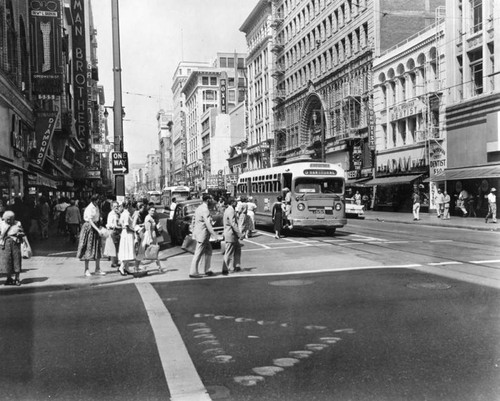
294, 177, 344, 194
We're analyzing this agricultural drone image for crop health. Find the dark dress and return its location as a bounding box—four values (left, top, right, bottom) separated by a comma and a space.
0, 222, 24, 274
76, 222, 102, 260
272, 202, 284, 233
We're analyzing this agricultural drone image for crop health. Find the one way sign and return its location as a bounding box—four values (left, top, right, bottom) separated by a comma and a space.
111, 151, 129, 175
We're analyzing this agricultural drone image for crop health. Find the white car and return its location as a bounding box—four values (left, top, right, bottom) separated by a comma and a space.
345, 198, 365, 218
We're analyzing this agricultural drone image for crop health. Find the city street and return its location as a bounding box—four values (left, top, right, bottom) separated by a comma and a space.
1, 217, 499, 400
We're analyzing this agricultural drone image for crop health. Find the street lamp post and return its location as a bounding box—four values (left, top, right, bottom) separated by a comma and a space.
111, 0, 125, 197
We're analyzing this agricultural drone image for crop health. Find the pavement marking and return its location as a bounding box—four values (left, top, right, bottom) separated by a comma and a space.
469, 260, 500, 264
380, 241, 410, 244
258, 231, 313, 246
135, 283, 212, 401
243, 238, 271, 249
428, 261, 463, 266
429, 240, 454, 243
47, 251, 77, 256
350, 234, 386, 242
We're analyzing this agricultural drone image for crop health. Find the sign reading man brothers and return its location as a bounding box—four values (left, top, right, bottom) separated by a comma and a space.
72, 0, 89, 151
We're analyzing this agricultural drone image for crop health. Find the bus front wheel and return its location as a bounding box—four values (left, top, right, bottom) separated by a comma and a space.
325, 228, 336, 236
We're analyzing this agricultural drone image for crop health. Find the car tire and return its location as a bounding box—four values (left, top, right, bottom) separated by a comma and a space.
325, 227, 336, 236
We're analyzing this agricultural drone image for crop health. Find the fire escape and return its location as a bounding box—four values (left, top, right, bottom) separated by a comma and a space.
270, 0, 287, 163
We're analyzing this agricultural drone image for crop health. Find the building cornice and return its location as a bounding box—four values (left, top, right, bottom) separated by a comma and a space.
240, 0, 270, 33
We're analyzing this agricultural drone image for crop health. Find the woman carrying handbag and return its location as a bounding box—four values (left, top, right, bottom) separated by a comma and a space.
0, 211, 25, 286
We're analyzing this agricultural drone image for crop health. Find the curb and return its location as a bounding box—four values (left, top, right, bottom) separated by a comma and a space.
363, 216, 499, 232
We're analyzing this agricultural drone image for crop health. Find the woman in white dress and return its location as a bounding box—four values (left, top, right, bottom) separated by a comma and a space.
117, 201, 135, 275
137, 206, 162, 272
246, 197, 257, 237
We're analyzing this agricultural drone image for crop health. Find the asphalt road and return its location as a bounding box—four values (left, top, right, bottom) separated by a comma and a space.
1, 221, 499, 400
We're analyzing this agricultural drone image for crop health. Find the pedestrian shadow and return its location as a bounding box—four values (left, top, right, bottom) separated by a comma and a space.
21, 277, 48, 285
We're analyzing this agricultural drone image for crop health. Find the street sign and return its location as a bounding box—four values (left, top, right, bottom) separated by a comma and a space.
111, 151, 129, 174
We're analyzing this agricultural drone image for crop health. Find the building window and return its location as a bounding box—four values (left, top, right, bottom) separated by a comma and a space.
469, 49, 483, 95
220, 57, 227, 67
202, 76, 209, 85
210, 76, 217, 86
471, 0, 482, 32
227, 58, 235, 68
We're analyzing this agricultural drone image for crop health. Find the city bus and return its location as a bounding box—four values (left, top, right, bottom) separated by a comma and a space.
236, 162, 347, 235
147, 190, 162, 205
161, 185, 190, 209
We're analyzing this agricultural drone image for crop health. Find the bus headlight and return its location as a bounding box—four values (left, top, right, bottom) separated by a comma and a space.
297, 203, 305, 211
335, 203, 342, 211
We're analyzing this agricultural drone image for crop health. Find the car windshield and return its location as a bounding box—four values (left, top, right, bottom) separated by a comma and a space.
183, 202, 219, 216
294, 178, 344, 194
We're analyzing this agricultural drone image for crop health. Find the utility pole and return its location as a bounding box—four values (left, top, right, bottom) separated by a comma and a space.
111, 0, 125, 197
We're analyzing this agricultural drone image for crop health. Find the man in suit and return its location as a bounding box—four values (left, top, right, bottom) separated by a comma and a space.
218, 197, 242, 276
189, 194, 219, 278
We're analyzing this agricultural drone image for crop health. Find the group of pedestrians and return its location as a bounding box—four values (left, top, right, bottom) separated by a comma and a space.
412, 185, 497, 223
189, 194, 253, 279
272, 187, 292, 238
76, 195, 163, 277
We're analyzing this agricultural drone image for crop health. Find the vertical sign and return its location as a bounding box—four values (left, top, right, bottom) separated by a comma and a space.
29, 0, 63, 94
34, 110, 60, 166
220, 72, 227, 114
72, 0, 89, 151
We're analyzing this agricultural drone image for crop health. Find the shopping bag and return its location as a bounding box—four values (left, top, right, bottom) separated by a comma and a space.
21, 237, 32, 259
181, 235, 197, 254
144, 244, 160, 260
103, 234, 116, 257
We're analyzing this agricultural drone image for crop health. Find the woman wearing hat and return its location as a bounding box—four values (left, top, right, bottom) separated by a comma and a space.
0, 210, 25, 286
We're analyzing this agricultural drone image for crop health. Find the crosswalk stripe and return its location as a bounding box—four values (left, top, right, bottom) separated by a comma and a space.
136, 283, 212, 401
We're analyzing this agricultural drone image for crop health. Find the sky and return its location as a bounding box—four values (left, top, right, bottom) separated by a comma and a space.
92, 0, 259, 165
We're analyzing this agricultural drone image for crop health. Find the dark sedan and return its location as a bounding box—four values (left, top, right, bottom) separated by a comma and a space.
169, 199, 223, 246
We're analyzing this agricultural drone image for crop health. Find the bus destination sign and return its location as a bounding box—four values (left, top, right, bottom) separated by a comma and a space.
304, 169, 338, 176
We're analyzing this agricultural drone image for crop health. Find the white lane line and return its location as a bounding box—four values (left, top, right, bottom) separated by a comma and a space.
428, 261, 463, 266
380, 241, 410, 244
429, 240, 454, 243
350, 234, 386, 242
243, 238, 270, 249
469, 260, 500, 264
258, 230, 312, 246
135, 283, 211, 401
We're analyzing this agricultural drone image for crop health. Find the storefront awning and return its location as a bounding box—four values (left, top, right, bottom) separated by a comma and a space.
345, 177, 372, 187
363, 174, 423, 186
0, 156, 30, 174
444, 165, 500, 181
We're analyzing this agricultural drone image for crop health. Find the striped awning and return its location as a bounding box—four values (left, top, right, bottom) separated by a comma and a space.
444, 165, 500, 180
363, 175, 422, 186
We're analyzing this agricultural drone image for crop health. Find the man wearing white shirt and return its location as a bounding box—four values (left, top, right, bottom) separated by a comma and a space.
485, 188, 497, 223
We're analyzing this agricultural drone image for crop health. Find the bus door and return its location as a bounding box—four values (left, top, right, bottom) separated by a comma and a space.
246, 177, 252, 196
283, 173, 292, 192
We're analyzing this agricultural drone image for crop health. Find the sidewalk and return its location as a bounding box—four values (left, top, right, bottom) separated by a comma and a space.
1, 211, 498, 295
363, 210, 499, 232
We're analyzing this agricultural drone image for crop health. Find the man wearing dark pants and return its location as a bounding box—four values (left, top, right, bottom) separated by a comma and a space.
189, 194, 218, 278
220, 197, 242, 275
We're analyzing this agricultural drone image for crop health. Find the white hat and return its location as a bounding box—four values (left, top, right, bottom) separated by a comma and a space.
492, 188, 497, 192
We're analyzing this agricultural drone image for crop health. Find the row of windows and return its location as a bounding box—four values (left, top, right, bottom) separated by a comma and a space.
281, 23, 369, 94
237, 181, 283, 194
280, 0, 367, 45
219, 57, 245, 69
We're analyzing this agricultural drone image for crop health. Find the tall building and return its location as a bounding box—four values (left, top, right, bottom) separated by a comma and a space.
171, 61, 211, 185
372, 17, 446, 212
444, 0, 500, 216
240, 0, 275, 170
0, 0, 104, 203
181, 53, 246, 191
157, 109, 173, 188
269, 0, 444, 177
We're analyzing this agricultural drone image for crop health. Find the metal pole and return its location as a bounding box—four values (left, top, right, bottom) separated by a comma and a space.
111, 0, 125, 197
321, 106, 325, 162
111, 0, 123, 152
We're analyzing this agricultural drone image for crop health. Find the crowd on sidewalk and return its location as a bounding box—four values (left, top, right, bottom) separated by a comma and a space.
0, 193, 165, 286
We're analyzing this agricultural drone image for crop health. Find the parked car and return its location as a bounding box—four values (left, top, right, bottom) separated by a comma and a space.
345, 198, 365, 218
169, 199, 224, 246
